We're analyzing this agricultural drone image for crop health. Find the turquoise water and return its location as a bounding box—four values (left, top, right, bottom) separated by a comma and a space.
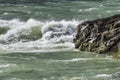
0, 51, 120, 80
0, 0, 120, 80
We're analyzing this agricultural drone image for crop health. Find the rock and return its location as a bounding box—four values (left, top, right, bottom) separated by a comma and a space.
74, 14, 120, 54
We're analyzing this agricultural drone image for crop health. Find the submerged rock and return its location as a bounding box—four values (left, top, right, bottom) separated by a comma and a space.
74, 14, 120, 53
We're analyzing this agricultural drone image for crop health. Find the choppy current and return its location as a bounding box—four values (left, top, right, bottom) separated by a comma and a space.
0, 0, 120, 80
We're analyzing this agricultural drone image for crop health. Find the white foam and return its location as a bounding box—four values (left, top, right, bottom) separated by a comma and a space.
59, 76, 88, 80
3, 12, 9, 15
0, 19, 43, 42
9, 78, 23, 80
0, 19, 79, 52
78, 9, 83, 12
106, 11, 112, 13
84, 8, 97, 11
95, 74, 111, 77
50, 57, 115, 62
0, 64, 16, 68
79, 7, 97, 12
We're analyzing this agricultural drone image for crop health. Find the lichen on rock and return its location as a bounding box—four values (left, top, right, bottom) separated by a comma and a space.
74, 14, 120, 54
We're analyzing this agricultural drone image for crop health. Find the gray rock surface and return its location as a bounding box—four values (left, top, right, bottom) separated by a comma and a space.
74, 14, 120, 53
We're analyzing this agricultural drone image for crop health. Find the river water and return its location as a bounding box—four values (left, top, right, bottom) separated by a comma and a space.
0, 0, 120, 80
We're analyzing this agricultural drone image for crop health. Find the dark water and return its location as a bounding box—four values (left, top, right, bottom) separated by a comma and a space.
0, 0, 120, 80
0, 0, 120, 21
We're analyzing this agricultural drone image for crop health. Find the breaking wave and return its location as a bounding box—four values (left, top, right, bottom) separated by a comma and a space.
0, 19, 79, 52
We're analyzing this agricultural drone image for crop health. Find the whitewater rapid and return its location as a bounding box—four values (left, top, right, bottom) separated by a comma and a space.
0, 19, 80, 52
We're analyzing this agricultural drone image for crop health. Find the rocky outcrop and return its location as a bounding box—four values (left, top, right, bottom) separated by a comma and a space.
74, 14, 120, 53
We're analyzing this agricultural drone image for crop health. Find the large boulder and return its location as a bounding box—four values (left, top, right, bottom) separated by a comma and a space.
74, 14, 120, 54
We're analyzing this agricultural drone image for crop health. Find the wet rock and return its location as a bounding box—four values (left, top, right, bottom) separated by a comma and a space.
74, 14, 120, 53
